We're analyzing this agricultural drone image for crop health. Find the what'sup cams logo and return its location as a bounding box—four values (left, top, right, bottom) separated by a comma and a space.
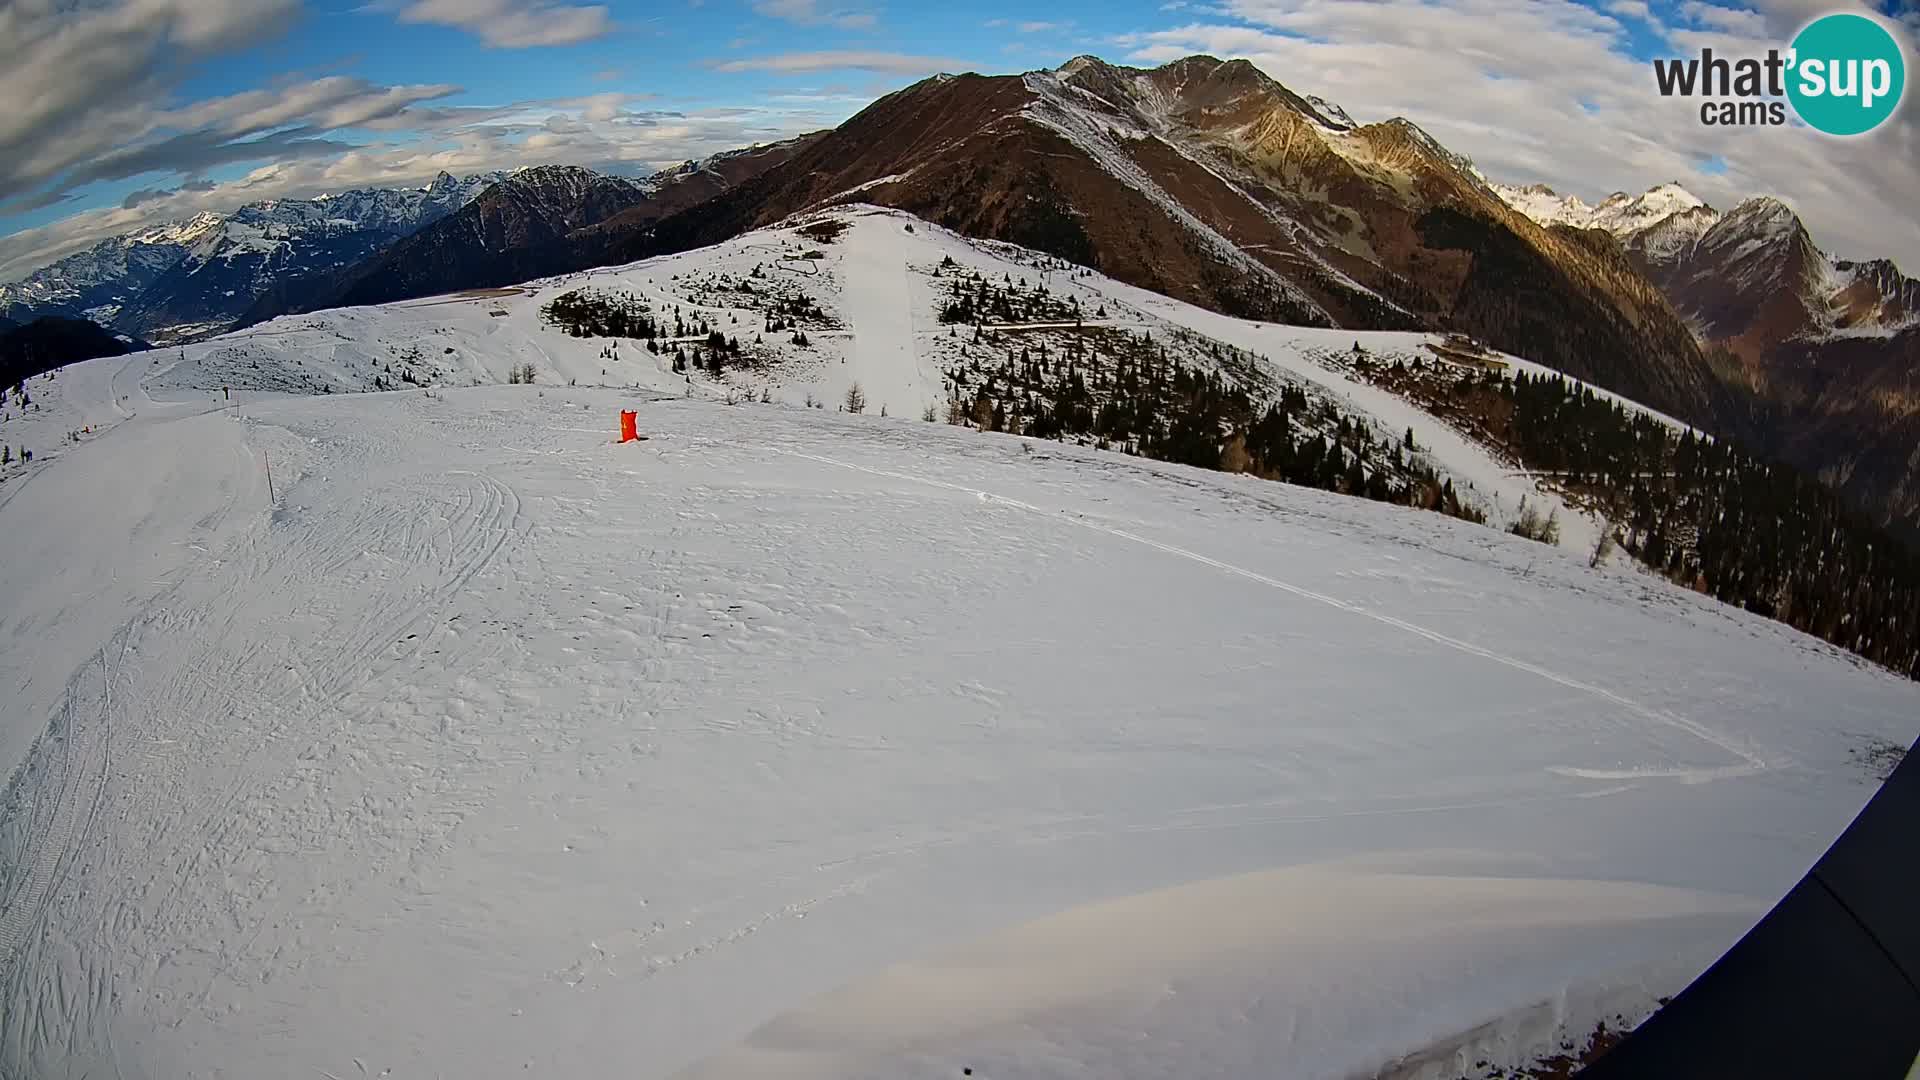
1653, 11, 1907, 134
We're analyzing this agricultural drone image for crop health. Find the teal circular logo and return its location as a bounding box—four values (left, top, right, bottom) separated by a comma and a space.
1786, 13, 1906, 135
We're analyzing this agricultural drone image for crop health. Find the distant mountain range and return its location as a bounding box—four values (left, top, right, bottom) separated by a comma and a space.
0, 141, 818, 347
242, 136, 820, 323
0, 173, 502, 343
1493, 181, 1919, 346
1494, 179, 1920, 539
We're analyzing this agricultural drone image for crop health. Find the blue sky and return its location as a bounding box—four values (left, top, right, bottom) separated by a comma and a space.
2, 0, 1915, 279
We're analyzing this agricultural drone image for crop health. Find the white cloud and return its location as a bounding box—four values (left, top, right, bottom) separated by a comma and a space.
1123, 0, 1920, 269
170, 78, 462, 136
1737, 0, 1851, 36
382, 0, 614, 47
1, 67, 462, 211
0, 0, 595, 247
709, 50, 974, 74
988, 18, 1068, 33
0, 0, 301, 204
1677, 1, 1768, 35
751, 0, 877, 31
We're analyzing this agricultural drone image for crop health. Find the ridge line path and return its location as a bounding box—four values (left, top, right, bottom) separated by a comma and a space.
754, 441, 1768, 784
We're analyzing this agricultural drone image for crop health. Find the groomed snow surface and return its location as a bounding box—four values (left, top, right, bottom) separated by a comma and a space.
2, 210, 1918, 1080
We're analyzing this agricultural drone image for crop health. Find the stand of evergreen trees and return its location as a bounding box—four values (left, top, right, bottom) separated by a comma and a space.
937, 265, 1085, 326
544, 288, 751, 375
1523, 371, 1918, 677
542, 289, 660, 340
944, 327, 1483, 525
1363, 357, 1920, 679
763, 294, 826, 333
691, 265, 835, 332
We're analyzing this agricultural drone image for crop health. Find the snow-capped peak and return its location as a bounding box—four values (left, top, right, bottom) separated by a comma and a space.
1491, 183, 1595, 228
501, 164, 634, 198
131, 213, 225, 248
1587, 182, 1710, 236
1304, 94, 1357, 131
1640, 181, 1705, 209
1494, 180, 1714, 240
1717, 194, 1794, 226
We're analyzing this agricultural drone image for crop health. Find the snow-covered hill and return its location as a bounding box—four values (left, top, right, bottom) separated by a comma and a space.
2, 206, 1916, 1079
159, 206, 1696, 552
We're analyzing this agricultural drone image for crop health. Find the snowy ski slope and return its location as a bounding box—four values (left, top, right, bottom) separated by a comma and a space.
0, 210, 1916, 1079
130, 207, 1678, 552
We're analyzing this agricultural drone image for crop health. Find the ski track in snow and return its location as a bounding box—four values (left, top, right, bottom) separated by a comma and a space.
0, 649, 117, 971
756, 442, 1766, 784
1, 404, 531, 1073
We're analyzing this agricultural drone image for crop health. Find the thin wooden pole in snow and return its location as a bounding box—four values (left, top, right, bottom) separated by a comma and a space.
264, 449, 276, 504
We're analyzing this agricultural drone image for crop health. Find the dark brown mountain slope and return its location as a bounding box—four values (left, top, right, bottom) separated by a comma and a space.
1589, 192, 1920, 541
609, 56, 1729, 429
